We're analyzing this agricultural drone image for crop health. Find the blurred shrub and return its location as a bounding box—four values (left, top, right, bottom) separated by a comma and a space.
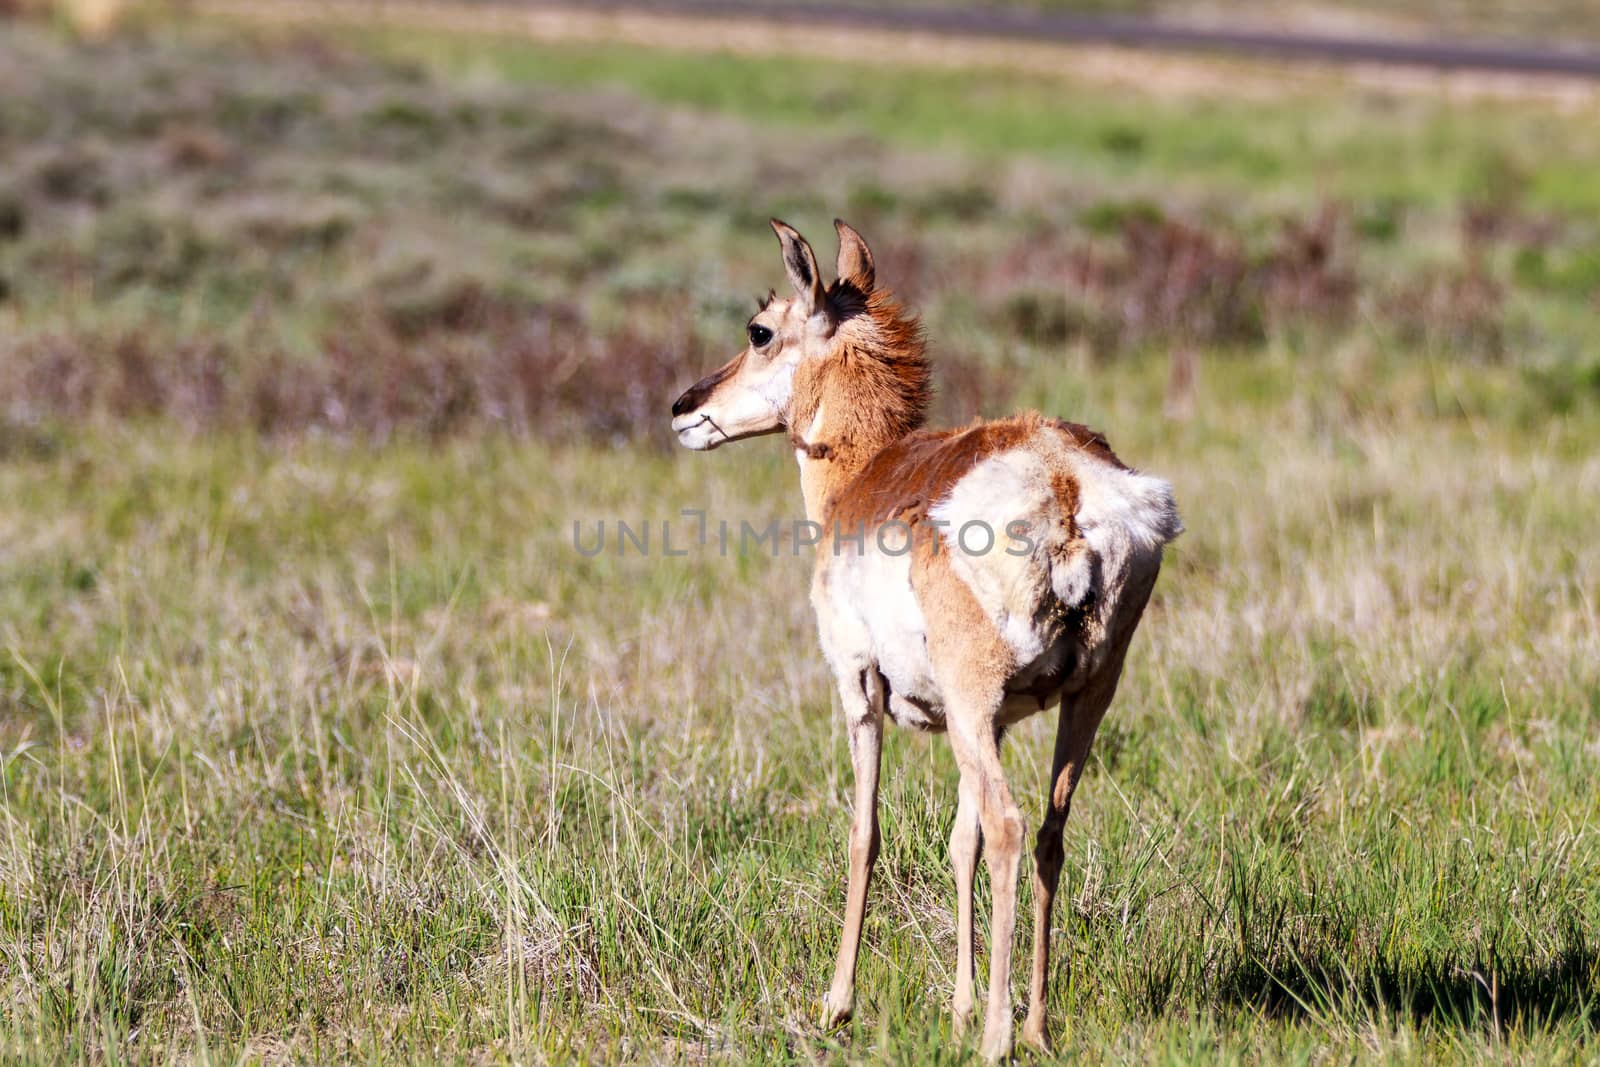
1020, 202, 1358, 353
1383, 264, 1506, 360
1, 311, 713, 445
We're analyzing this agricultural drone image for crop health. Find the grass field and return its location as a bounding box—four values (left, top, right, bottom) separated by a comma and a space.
1, 13, 1599, 1065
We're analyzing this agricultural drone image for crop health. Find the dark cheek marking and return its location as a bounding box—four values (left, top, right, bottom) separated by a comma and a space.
789, 432, 833, 460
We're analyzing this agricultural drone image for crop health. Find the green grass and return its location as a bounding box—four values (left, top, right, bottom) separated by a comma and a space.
353, 24, 1600, 213
1, 16, 1598, 1066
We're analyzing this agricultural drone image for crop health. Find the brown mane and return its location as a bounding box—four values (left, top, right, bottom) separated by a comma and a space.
789, 280, 930, 468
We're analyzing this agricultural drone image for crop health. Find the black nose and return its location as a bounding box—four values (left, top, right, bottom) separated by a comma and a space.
673, 360, 735, 418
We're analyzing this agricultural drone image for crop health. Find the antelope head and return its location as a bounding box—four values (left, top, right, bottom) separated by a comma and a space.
670, 218, 875, 450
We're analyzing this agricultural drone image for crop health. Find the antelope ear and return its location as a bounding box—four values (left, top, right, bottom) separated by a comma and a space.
833, 218, 875, 291
770, 218, 826, 318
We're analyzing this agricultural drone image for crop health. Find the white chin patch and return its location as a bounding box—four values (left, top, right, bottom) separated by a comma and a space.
671, 413, 724, 450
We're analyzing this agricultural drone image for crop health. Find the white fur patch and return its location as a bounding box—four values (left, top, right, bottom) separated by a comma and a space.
1069, 453, 1182, 661
756, 360, 796, 416
929, 450, 1059, 664
1072, 458, 1184, 562
813, 541, 944, 729
796, 402, 825, 466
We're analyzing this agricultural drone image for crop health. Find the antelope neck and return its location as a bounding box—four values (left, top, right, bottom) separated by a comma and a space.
793, 400, 905, 527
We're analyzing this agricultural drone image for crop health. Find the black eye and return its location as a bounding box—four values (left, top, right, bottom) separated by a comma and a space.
747, 323, 773, 348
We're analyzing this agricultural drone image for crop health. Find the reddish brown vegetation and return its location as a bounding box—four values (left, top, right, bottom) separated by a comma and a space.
1, 308, 715, 445
1054, 203, 1357, 351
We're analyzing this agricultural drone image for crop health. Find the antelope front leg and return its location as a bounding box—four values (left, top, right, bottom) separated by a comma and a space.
948, 774, 981, 1036
821, 668, 885, 1028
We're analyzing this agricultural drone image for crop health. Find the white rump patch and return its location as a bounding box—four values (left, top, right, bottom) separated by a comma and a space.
1071, 455, 1183, 607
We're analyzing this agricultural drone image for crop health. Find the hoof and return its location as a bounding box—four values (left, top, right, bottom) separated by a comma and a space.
979, 1018, 1014, 1062
1020, 1018, 1049, 1053
980, 1036, 1013, 1063
820, 991, 853, 1030
952, 996, 975, 1039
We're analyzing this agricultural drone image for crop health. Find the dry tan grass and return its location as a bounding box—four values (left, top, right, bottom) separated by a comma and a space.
2, 373, 1595, 1060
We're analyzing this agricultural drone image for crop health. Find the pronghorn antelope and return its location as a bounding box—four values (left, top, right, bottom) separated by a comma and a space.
670, 219, 1181, 1059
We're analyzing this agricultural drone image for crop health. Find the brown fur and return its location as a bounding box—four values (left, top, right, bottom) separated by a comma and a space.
823, 413, 1121, 547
